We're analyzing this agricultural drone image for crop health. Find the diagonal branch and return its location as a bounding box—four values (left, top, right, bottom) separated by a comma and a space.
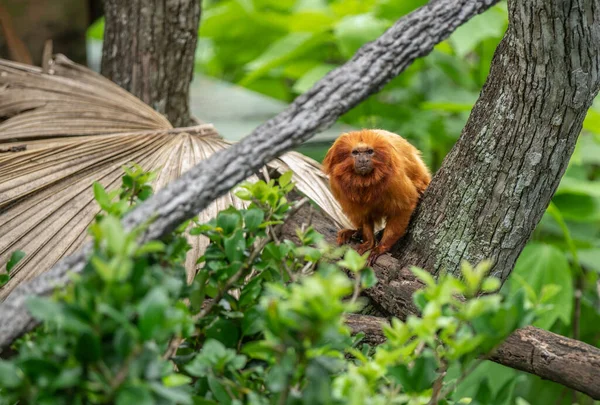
0, 0, 499, 350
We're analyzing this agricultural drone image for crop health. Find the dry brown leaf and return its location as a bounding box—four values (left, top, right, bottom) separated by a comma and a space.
0, 55, 350, 301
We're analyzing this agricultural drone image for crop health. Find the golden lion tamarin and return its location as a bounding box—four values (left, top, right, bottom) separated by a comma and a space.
323, 129, 431, 265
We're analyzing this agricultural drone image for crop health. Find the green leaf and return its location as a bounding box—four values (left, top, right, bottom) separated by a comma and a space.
224, 229, 246, 263
293, 63, 336, 94
207, 375, 232, 405
243, 208, 265, 232
150, 382, 193, 405
278, 171, 293, 187
337, 249, 367, 273
334, 13, 389, 58
163, 374, 192, 387
75, 331, 102, 363
242, 307, 264, 336
138, 288, 169, 340
507, 243, 573, 329
216, 208, 243, 235
136, 241, 165, 255
91, 256, 116, 282
473, 380, 493, 404
26, 296, 63, 323
6, 250, 26, 272
578, 248, 600, 272
117, 386, 154, 405
552, 194, 600, 222
410, 266, 435, 287
52, 367, 82, 389
0, 360, 22, 388
374, 0, 427, 20
93, 181, 111, 209
205, 319, 240, 349
360, 267, 378, 289
481, 277, 501, 293
556, 176, 600, 198
101, 216, 126, 256
387, 351, 437, 393
235, 188, 253, 201
241, 32, 326, 85
449, 7, 506, 57
241, 341, 277, 361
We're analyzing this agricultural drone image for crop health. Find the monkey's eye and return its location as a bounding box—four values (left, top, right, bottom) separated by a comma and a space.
352, 150, 358, 155
367, 149, 374, 155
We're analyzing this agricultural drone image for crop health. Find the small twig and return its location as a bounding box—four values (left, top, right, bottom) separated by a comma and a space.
350, 272, 362, 304
428, 360, 448, 405
277, 378, 291, 405
111, 345, 141, 390
300, 204, 314, 233
269, 225, 296, 282
573, 275, 584, 341
437, 358, 485, 402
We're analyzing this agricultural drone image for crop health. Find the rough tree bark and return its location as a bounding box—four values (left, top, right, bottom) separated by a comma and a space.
101, 0, 200, 127
1, 0, 600, 399
393, 0, 600, 282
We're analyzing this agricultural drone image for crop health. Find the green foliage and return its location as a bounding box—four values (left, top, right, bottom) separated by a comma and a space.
0, 168, 192, 405
0, 168, 540, 405
190, 0, 511, 170
1, 250, 25, 286
85, 3, 600, 402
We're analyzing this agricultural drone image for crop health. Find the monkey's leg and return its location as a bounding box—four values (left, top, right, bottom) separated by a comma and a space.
368, 212, 410, 265
356, 221, 375, 255
337, 229, 362, 245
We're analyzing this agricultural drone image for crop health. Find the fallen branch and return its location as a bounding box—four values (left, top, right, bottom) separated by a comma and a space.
344, 314, 600, 400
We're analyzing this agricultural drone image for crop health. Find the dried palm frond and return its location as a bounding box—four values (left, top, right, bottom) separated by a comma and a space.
0, 55, 350, 301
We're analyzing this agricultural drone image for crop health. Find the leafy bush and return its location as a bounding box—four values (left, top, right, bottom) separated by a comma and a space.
84, 1, 600, 402
0, 168, 546, 405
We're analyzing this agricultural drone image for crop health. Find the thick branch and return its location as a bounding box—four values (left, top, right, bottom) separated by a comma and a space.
0, 0, 498, 350
344, 313, 600, 399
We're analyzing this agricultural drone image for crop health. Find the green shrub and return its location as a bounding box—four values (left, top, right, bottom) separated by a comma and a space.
0, 167, 548, 405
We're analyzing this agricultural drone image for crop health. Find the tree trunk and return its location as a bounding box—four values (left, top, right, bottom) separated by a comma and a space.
394, 0, 600, 282
101, 0, 200, 127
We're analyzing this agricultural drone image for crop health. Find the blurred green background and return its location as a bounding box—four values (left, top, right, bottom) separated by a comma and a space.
87, 1, 600, 403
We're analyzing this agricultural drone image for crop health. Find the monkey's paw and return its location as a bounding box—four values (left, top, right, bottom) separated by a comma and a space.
367, 245, 388, 266
337, 229, 359, 245
356, 241, 375, 255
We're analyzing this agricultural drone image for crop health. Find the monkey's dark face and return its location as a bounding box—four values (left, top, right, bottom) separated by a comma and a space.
351, 143, 374, 175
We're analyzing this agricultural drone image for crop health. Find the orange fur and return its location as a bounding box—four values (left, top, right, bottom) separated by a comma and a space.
323, 129, 431, 265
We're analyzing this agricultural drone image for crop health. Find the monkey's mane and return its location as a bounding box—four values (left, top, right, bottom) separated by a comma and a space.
324, 131, 397, 184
